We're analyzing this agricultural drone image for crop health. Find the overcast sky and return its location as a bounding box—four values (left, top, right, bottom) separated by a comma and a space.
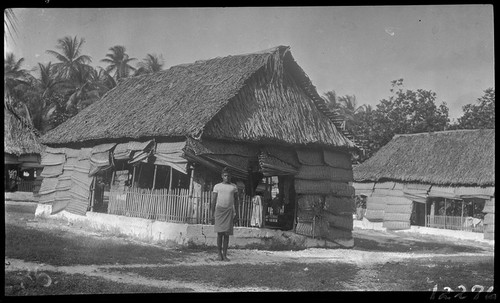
5, 6, 494, 120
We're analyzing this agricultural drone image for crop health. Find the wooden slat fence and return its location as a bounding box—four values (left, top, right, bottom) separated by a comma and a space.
108, 187, 257, 227
426, 215, 484, 233
17, 180, 35, 192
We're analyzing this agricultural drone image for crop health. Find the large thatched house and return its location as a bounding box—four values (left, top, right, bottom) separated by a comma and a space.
4, 103, 45, 193
38, 46, 358, 244
353, 129, 495, 240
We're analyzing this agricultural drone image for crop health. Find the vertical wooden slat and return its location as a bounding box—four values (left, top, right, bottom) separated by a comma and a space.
152, 165, 157, 190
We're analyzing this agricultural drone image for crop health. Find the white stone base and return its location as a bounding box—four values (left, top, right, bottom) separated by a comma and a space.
34, 204, 353, 249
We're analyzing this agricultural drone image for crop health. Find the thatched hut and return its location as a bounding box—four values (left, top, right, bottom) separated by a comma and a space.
353, 129, 495, 240
4, 103, 45, 194
38, 45, 358, 245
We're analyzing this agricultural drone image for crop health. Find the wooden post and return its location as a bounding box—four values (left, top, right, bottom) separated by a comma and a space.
169, 166, 173, 192
425, 200, 428, 227
152, 165, 158, 190
111, 170, 115, 187
461, 200, 465, 230
137, 164, 143, 188
444, 198, 447, 228
89, 177, 95, 212
132, 166, 136, 187
188, 165, 194, 196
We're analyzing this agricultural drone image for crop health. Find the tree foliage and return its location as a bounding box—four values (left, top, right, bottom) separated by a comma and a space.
455, 88, 495, 129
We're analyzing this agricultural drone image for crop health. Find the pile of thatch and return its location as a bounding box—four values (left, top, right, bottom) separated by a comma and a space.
353, 129, 495, 187
40, 46, 354, 151
38, 147, 93, 216
294, 147, 355, 241
4, 103, 44, 156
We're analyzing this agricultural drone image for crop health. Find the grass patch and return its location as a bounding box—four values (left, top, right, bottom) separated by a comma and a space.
374, 259, 495, 291
4, 270, 193, 295
105, 258, 495, 291
5, 223, 194, 266
353, 236, 484, 254
105, 262, 360, 291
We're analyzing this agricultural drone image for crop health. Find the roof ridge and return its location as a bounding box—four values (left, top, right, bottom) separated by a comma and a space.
394, 128, 494, 138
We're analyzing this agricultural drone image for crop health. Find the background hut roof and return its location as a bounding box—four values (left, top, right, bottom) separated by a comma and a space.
4, 103, 45, 156
40, 46, 354, 149
353, 129, 495, 187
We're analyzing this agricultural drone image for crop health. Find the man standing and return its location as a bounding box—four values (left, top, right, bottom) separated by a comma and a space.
211, 167, 239, 261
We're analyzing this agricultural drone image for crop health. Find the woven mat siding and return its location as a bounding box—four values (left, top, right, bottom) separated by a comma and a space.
297, 195, 324, 211
297, 209, 316, 222
295, 179, 354, 196
296, 165, 353, 182
324, 196, 355, 215
383, 221, 411, 230
322, 227, 353, 241
41, 153, 66, 166
78, 148, 93, 160
323, 150, 351, 169
484, 231, 494, 240
482, 199, 495, 214
383, 196, 413, 205
484, 225, 495, 233
296, 149, 324, 166
383, 212, 411, 222
364, 209, 385, 222
371, 189, 405, 197
51, 200, 70, 215
384, 204, 413, 214
295, 221, 321, 238
484, 213, 494, 225
323, 212, 353, 231
366, 196, 387, 206
374, 182, 396, 190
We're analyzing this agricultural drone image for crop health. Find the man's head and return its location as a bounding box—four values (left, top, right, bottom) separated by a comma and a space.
221, 167, 231, 183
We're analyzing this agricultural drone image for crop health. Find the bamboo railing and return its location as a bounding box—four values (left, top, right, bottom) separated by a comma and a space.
426, 215, 484, 233
107, 187, 256, 227
17, 180, 35, 192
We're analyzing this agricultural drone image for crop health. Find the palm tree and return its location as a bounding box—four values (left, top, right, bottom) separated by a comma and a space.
101, 45, 137, 81
46, 36, 92, 81
4, 53, 33, 102
323, 90, 342, 113
134, 53, 164, 76
4, 9, 18, 41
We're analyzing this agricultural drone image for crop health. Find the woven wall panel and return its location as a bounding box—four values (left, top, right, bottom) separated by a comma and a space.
384, 204, 413, 214
323, 212, 353, 231
296, 165, 353, 182
295, 179, 354, 196
296, 149, 324, 166
383, 212, 411, 222
323, 150, 351, 169
322, 227, 353, 241
297, 195, 324, 211
364, 209, 385, 222
484, 213, 495, 225
383, 221, 411, 230
323, 195, 355, 215
297, 209, 316, 222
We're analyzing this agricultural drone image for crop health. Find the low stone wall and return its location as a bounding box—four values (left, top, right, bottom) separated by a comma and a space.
35, 204, 354, 249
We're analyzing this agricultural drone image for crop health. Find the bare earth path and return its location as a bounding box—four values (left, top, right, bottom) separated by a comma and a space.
4, 201, 495, 292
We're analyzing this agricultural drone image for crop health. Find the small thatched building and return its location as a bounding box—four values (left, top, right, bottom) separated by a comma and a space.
39, 46, 358, 244
4, 103, 45, 193
353, 129, 495, 240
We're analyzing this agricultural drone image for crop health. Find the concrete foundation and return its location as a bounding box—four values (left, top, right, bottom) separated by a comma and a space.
35, 204, 354, 249
353, 218, 493, 244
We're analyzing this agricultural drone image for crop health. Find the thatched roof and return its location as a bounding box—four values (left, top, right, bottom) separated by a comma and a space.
4, 103, 45, 156
41, 46, 354, 149
353, 129, 495, 187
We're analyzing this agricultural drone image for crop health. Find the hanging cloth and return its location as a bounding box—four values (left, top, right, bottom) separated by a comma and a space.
250, 195, 263, 227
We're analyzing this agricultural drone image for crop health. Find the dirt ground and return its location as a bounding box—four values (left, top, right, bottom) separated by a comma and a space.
4, 201, 495, 293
